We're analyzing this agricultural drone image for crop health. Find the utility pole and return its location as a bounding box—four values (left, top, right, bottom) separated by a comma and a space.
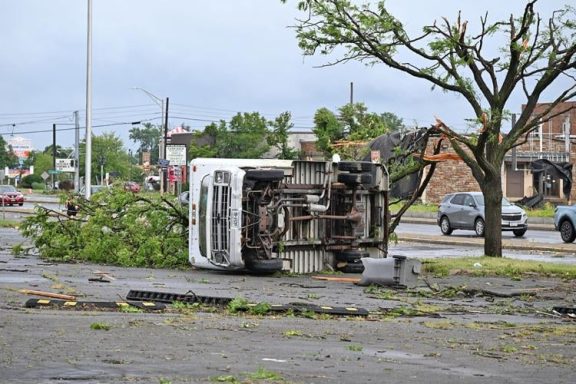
74, 111, 80, 192
52, 123, 56, 190
564, 115, 571, 155
164, 97, 170, 194
85, 0, 93, 199
131, 88, 166, 193
349, 82, 354, 104
98, 155, 105, 185
511, 114, 517, 171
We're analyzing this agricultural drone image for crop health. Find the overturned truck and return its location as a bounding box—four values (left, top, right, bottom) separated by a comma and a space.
188, 158, 389, 273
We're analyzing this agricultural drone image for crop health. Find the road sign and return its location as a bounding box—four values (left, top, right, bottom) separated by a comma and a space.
165, 145, 187, 166
41, 172, 49, 180
55, 159, 75, 172
158, 159, 170, 169
48, 169, 62, 175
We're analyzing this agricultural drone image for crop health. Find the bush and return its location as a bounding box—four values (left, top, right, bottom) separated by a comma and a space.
31, 182, 46, 191
21, 174, 43, 188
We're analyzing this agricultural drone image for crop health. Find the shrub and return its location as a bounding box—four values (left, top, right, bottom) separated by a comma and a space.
31, 182, 46, 191
21, 174, 43, 188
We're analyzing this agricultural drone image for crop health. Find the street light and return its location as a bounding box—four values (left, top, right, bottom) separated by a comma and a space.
132, 87, 167, 193
85, 0, 93, 199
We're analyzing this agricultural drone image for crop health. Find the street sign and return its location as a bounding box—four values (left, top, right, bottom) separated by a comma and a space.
48, 169, 62, 175
55, 159, 75, 172
165, 145, 187, 166
158, 159, 170, 169
41, 172, 49, 180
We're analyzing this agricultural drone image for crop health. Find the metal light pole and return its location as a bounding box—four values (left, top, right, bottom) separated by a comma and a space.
85, 0, 93, 199
132, 87, 166, 193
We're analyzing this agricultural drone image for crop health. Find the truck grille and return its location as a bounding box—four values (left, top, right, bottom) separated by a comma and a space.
502, 213, 521, 221
211, 184, 231, 262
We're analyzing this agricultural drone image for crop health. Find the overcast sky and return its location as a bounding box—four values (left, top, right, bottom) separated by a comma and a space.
0, 0, 571, 152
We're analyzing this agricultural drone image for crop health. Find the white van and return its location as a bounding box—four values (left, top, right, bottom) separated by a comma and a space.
188, 158, 389, 273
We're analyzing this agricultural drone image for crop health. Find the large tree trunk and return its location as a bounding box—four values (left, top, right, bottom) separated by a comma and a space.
482, 176, 503, 257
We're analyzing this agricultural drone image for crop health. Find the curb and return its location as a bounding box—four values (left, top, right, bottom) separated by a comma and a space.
397, 233, 574, 253
401, 217, 555, 232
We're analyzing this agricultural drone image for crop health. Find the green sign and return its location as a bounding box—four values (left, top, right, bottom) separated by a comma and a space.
48, 169, 62, 175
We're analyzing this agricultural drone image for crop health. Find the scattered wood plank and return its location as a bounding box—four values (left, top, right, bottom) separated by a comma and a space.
311, 276, 361, 283
94, 270, 116, 281
19, 289, 76, 301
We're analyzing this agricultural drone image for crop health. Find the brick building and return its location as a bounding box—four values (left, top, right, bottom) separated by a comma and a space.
422, 101, 576, 204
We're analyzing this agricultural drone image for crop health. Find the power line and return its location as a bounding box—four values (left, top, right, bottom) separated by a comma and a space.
1, 119, 154, 136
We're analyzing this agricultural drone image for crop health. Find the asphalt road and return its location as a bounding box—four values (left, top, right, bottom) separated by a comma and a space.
1, 227, 575, 384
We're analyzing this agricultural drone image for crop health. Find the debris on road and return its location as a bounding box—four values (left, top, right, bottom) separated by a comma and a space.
126, 289, 369, 316
553, 306, 576, 319
88, 276, 111, 283
24, 298, 165, 311
358, 256, 422, 288
19, 289, 76, 301
0, 268, 28, 272
311, 276, 361, 283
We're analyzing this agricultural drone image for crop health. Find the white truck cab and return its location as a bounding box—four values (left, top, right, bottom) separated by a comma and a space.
188, 158, 389, 273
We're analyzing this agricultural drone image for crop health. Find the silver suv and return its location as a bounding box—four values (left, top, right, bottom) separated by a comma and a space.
437, 192, 528, 237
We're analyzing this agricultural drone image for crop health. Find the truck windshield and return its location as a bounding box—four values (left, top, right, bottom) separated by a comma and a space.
198, 176, 209, 257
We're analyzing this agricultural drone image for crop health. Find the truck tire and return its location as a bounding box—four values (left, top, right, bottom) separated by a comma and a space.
337, 173, 373, 185
338, 161, 374, 173
337, 261, 365, 274
335, 250, 369, 263
245, 258, 284, 274
244, 169, 285, 182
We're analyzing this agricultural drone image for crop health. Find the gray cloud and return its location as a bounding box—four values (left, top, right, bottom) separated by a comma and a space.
0, 0, 571, 150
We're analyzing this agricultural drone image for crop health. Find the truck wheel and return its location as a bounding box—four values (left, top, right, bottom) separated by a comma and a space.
513, 228, 527, 237
337, 173, 372, 185
338, 161, 374, 173
337, 261, 365, 274
560, 220, 576, 243
245, 258, 283, 274
244, 169, 285, 182
335, 250, 369, 263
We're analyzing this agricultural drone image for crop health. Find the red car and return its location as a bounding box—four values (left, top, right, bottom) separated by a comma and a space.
0, 185, 24, 206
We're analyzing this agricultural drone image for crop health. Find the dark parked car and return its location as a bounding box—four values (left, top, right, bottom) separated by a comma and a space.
437, 192, 528, 237
0, 185, 25, 206
553, 204, 576, 243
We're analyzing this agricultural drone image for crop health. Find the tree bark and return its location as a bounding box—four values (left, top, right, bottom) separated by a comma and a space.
482, 175, 503, 257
